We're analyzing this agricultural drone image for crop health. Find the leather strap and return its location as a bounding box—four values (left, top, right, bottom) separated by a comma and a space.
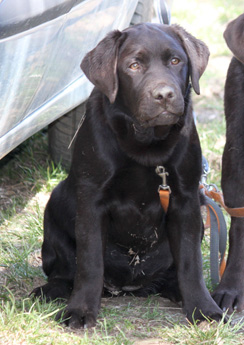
157, 177, 228, 286
159, 189, 170, 213
200, 184, 244, 218
158, 182, 244, 218
156, 166, 171, 214
157, 180, 228, 286
204, 195, 227, 285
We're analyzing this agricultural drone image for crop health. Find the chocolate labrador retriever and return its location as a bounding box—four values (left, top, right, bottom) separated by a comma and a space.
212, 13, 244, 313
32, 23, 224, 328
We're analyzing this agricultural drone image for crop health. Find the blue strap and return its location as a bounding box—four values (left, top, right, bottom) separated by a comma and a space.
204, 196, 227, 288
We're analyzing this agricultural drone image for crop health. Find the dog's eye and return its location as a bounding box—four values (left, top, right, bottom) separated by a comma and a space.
129, 62, 140, 70
171, 58, 180, 65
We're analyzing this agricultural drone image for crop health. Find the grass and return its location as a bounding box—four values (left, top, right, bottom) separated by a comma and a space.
1, 290, 244, 345
160, 314, 244, 345
171, 0, 243, 56
0, 295, 133, 345
1, 1, 244, 344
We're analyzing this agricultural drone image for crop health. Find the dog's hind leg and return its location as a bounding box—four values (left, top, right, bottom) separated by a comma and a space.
32, 180, 76, 301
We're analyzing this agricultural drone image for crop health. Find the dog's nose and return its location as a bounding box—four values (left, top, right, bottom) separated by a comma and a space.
152, 86, 175, 101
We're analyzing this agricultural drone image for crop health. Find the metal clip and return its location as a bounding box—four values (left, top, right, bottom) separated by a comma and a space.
155, 166, 171, 193
208, 183, 219, 192
201, 156, 210, 186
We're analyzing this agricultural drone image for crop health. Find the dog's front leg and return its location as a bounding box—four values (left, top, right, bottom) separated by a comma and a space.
212, 151, 244, 313
212, 217, 244, 313
57, 198, 105, 329
166, 193, 223, 322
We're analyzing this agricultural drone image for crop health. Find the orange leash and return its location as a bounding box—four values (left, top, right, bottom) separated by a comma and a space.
200, 184, 244, 218
156, 167, 230, 285
203, 198, 227, 282
155, 166, 171, 213
158, 189, 170, 213
157, 170, 244, 218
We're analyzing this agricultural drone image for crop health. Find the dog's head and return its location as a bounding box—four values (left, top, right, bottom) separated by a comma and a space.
81, 23, 209, 128
224, 13, 244, 64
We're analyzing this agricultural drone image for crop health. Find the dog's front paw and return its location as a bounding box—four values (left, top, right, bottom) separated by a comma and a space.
212, 285, 244, 313
56, 307, 97, 329
185, 300, 224, 324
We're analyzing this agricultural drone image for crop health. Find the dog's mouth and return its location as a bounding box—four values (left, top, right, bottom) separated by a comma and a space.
143, 112, 181, 127
132, 111, 183, 140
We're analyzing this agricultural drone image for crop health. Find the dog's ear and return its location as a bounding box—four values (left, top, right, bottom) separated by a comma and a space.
80, 30, 125, 103
224, 13, 244, 64
172, 25, 210, 95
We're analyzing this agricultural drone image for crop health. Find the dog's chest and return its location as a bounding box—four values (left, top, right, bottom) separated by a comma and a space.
104, 166, 165, 251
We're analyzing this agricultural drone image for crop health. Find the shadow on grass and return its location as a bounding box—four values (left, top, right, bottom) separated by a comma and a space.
0, 130, 67, 225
